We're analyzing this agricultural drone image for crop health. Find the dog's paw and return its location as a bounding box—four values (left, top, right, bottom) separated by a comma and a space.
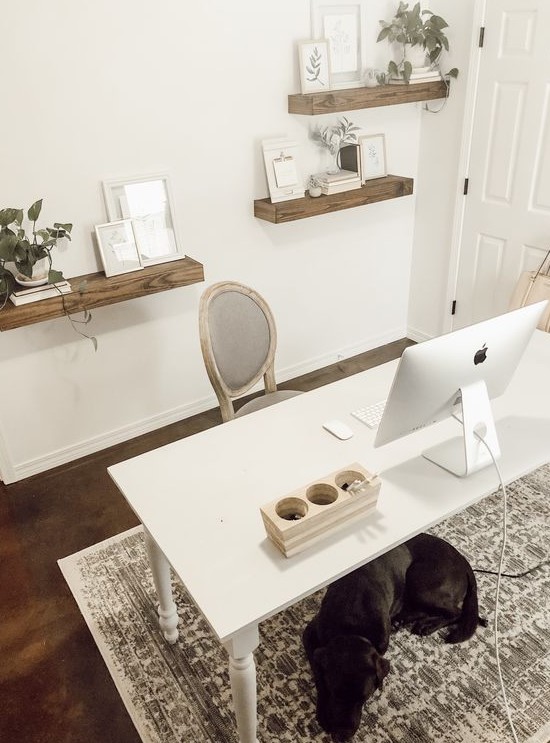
411, 619, 444, 637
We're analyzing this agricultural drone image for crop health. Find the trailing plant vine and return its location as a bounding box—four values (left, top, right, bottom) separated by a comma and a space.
0, 199, 97, 349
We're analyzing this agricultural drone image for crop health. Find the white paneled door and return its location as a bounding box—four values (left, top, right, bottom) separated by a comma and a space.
453, 0, 550, 329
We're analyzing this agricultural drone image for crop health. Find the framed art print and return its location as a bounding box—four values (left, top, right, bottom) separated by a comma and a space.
311, 0, 366, 89
299, 40, 331, 94
95, 219, 143, 277
359, 133, 387, 181
102, 172, 184, 266
262, 138, 305, 203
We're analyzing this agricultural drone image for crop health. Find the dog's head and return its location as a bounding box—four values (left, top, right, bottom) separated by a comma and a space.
312, 635, 390, 742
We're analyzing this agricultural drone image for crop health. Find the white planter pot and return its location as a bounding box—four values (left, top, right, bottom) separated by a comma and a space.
403, 43, 428, 70
15, 257, 49, 287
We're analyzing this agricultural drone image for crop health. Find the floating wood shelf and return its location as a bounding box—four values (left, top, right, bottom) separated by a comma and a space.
288, 80, 448, 115
0, 256, 205, 331
254, 175, 413, 224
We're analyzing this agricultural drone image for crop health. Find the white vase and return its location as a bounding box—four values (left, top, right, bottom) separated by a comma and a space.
403, 43, 428, 71
15, 257, 49, 287
326, 149, 340, 175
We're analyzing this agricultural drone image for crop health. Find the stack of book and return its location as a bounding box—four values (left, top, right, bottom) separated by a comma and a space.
9, 281, 72, 306
311, 168, 362, 195
389, 66, 442, 85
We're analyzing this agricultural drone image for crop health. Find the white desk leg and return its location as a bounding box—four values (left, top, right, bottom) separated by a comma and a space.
143, 528, 179, 644
224, 625, 260, 743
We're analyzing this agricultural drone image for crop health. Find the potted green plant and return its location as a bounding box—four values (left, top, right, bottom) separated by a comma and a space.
0, 199, 97, 349
310, 117, 361, 174
0, 199, 72, 290
308, 176, 322, 198
377, 2, 458, 83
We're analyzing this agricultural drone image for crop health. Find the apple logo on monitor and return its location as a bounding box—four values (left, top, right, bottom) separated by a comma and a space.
474, 344, 488, 365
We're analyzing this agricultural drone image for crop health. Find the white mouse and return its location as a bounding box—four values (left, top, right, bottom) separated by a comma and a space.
322, 419, 354, 440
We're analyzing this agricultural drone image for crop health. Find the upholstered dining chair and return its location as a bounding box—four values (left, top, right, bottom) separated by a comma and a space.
199, 281, 303, 422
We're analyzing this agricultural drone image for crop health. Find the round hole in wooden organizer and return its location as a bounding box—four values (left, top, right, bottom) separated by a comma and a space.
275, 497, 309, 521
306, 483, 339, 506
335, 470, 366, 491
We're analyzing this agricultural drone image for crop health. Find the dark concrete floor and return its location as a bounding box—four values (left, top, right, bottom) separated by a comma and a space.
0, 339, 412, 743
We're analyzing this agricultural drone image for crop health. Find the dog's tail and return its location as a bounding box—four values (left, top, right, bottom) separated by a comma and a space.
445, 564, 487, 644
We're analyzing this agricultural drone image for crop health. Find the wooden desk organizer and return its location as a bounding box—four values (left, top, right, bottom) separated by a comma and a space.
260, 462, 381, 557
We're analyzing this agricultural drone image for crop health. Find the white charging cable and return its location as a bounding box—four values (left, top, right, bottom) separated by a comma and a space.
473, 429, 520, 743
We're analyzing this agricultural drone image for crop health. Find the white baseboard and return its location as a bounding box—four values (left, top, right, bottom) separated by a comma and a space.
6, 395, 217, 484
5, 328, 406, 484
406, 325, 433, 343
277, 327, 407, 383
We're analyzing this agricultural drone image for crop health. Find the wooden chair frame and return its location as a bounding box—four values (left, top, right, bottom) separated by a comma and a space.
199, 281, 278, 422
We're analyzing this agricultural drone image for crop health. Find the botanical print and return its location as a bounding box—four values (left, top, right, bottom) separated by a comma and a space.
306, 45, 325, 85
96, 219, 142, 276
299, 41, 330, 93
323, 11, 358, 73
360, 134, 386, 180
101, 224, 137, 264
366, 142, 380, 169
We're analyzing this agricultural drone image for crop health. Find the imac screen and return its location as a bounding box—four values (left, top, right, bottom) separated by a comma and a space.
374, 301, 547, 476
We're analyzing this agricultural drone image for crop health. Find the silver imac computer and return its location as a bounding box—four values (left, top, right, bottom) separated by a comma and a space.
374, 301, 548, 477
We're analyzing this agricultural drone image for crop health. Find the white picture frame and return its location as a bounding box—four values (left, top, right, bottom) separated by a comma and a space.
298, 39, 331, 94
359, 133, 387, 181
262, 138, 305, 203
311, 0, 366, 89
95, 219, 144, 277
102, 172, 184, 266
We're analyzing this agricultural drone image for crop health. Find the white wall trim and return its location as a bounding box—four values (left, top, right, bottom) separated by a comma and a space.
406, 325, 432, 343
0, 426, 17, 485
276, 327, 407, 383
444, 0, 487, 333
5, 327, 406, 484
7, 396, 216, 484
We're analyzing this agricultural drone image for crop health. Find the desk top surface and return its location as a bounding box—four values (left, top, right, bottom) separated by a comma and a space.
108, 331, 550, 643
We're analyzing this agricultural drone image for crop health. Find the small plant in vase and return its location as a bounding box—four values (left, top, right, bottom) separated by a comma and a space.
0, 199, 72, 289
308, 176, 322, 198
310, 117, 361, 174
377, 2, 458, 83
0, 199, 97, 349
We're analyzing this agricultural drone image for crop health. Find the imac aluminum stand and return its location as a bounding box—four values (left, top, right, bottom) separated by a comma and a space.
422, 380, 501, 477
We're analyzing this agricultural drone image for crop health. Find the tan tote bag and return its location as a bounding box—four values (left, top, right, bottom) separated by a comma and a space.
509, 249, 550, 331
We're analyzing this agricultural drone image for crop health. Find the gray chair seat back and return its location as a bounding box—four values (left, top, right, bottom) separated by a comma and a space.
199, 281, 285, 421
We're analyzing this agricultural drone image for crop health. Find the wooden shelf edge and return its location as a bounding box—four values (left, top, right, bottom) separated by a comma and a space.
254, 175, 414, 224
288, 80, 448, 115
0, 255, 205, 331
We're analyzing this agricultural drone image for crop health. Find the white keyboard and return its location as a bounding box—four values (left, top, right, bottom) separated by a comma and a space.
351, 400, 387, 429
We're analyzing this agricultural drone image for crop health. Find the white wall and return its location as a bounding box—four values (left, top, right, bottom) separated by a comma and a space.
0, 1, 466, 483
408, 0, 477, 340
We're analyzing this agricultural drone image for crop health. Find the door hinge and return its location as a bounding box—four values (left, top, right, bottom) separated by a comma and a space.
479, 27, 485, 47
463, 178, 469, 195
451, 300, 457, 315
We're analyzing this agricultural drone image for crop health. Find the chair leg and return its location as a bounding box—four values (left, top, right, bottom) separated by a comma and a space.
264, 368, 277, 394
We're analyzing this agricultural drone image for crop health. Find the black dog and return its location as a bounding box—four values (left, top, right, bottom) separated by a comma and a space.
303, 533, 486, 741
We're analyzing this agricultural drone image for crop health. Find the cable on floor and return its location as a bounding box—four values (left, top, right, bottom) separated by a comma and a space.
474, 559, 549, 578
473, 428, 520, 743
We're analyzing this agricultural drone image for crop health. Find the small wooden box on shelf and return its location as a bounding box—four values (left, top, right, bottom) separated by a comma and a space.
261, 462, 381, 557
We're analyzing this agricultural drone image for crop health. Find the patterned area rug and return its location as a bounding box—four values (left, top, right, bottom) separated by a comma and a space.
59, 464, 550, 743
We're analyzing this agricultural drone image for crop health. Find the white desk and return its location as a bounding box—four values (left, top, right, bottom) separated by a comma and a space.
108, 331, 550, 743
